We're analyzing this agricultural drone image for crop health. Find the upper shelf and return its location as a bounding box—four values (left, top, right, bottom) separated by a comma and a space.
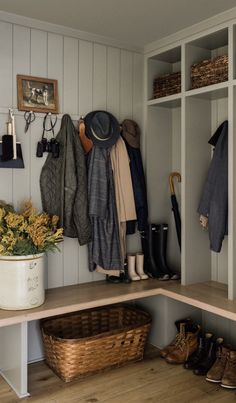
0, 279, 235, 327
147, 93, 181, 108
185, 81, 228, 100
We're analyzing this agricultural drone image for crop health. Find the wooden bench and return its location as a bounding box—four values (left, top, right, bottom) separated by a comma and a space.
0, 279, 234, 398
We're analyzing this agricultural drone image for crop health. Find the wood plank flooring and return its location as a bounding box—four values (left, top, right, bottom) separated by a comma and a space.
0, 346, 235, 402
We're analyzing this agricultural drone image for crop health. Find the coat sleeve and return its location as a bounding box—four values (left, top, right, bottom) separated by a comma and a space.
73, 135, 92, 246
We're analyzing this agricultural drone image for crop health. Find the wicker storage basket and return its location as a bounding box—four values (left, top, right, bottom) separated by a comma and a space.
41, 305, 151, 382
153, 71, 181, 99
191, 54, 228, 89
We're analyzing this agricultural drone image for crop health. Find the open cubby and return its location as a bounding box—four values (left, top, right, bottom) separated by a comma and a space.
147, 46, 181, 101
183, 92, 228, 289
146, 104, 181, 274
185, 28, 228, 91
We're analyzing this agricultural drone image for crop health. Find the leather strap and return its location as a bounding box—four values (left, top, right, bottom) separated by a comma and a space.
78, 118, 93, 154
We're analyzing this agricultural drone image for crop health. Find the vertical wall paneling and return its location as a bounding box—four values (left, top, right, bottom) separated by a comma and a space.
13, 25, 30, 107
63, 36, 79, 114
12, 26, 31, 206
132, 53, 143, 127
78, 40, 93, 117
0, 16, 143, 361
120, 50, 133, 121
30, 29, 47, 77
29, 118, 47, 211
107, 47, 120, 117
30, 29, 48, 209
47, 33, 63, 113
63, 237, 79, 286
0, 114, 13, 202
0, 22, 13, 107
12, 116, 31, 206
93, 44, 107, 110
0, 22, 13, 202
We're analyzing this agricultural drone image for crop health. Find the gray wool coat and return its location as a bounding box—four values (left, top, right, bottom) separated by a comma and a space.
198, 120, 228, 253
40, 114, 91, 246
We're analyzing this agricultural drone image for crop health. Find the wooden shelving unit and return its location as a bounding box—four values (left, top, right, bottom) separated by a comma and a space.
145, 25, 235, 300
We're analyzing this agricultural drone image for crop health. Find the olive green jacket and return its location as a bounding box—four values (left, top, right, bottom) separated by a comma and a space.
40, 114, 91, 245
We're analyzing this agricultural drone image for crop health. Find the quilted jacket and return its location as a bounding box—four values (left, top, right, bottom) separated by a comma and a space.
40, 114, 91, 245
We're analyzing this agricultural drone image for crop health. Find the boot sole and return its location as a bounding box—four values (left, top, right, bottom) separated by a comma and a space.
221, 384, 236, 389
206, 378, 221, 383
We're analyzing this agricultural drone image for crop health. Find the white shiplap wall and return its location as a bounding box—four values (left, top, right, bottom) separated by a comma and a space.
0, 18, 143, 362
0, 20, 143, 289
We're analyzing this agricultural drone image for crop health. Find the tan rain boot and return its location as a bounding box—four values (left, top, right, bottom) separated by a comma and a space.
221, 350, 236, 389
127, 255, 140, 281
136, 253, 148, 280
206, 345, 230, 383
165, 323, 200, 364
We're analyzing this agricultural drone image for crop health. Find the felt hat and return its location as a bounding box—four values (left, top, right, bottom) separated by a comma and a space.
121, 119, 140, 149
84, 110, 120, 148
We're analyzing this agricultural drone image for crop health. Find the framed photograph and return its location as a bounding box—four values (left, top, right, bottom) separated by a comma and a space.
17, 75, 59, 114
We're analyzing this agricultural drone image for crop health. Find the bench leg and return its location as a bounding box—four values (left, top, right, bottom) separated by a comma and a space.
0, 322, 29, 398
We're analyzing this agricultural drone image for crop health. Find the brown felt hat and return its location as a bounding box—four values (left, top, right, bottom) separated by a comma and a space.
121, 119, 140, 149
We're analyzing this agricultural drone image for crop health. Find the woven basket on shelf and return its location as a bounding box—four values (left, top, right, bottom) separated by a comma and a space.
40, 304, 151, 382
191, 54, 228, 89
153, 71, 181, 99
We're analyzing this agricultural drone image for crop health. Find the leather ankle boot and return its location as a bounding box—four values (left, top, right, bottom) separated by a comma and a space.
221, 350, 236, 389
165, 323, 200, 364
184, 332, 213, 370
206, 345, 230, 383
194, 337, 223, 376
140, 226, 169, 280
152, 224, 180, 280
160, 318, 191, 358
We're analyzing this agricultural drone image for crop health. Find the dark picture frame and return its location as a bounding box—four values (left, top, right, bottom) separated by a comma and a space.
17, 74, 59, 114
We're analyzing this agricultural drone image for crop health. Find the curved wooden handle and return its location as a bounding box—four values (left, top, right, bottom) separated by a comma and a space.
169, 172, 181, 195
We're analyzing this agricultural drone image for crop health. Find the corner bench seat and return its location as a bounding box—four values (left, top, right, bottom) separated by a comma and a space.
0, 279, 234, 327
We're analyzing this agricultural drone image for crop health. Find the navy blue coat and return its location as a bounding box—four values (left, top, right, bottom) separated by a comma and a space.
198, 121, 228, 252
123, 138, 148, 234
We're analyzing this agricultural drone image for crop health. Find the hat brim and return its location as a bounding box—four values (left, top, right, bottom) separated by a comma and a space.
84, 110, 120, 148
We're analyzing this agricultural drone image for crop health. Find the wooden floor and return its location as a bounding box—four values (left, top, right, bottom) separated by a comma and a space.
0, 347, 235, 403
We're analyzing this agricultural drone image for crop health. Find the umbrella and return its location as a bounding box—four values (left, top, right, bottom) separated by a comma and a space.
169, 172, 181, 251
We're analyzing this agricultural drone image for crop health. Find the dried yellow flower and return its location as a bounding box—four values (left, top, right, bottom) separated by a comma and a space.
5, 212, 25, 229
0, 208, 6, 221
0, 200, 63, 256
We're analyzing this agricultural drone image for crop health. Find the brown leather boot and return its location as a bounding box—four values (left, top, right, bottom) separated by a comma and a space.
165, 324, 200, 364
221, 350, 236, 389
206, 345, 230, 383
160, 319, 191, 358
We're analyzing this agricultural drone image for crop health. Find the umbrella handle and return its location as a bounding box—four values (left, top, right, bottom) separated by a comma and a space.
169, 172, 181, 195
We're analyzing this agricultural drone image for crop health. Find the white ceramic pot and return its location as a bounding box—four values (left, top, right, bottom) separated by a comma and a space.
0, 253, 45, 310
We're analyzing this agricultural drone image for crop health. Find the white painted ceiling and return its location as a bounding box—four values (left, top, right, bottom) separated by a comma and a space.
0, 0, 236, 48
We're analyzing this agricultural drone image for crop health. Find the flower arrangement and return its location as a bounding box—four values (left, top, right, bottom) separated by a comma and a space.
0, 201, 63, 256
